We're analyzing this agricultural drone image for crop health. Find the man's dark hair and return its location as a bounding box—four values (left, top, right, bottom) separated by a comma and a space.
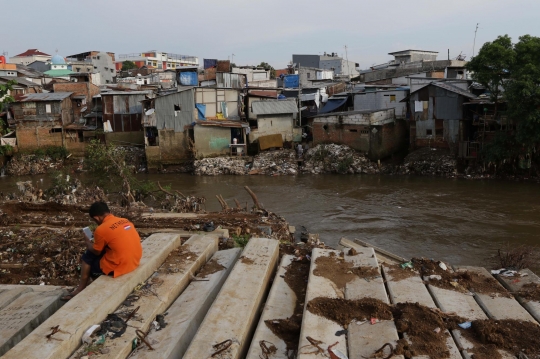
89, 202, 110, 217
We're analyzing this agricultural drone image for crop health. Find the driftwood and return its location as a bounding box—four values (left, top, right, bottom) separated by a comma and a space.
244, 186, 264, 210
157, 182, 174, 196
234, 198, 241, 209
216, 195, 229, 210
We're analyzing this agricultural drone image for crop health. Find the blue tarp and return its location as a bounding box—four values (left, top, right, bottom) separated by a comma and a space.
283, 75, 299, 88
195, 104, 206, 120
203, 59, 217, 69
319, 98, 347, 114
179, 72, 198, 86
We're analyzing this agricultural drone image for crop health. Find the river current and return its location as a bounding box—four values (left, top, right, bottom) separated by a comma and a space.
1, 173, 539, 268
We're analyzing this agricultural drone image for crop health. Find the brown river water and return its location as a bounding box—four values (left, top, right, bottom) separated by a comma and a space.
1, 173, 539, 268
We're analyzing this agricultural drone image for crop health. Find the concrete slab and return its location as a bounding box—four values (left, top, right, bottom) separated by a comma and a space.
457, 266, 536, 322
141, 212, 206, 219
0, 287, 32, 311
496, 268, 540, 324
345, 248, 402, 359
298, 249, 347, 359
452, 330, 516, 359
0, 288, 65, 356
427, 285, 487, 321
382, 266, 461, 359
95, 234, 219, 359
130, 249, 241, 359
3, 233, 183, 359
183, 238, 279, 359
246, 255, 296, 359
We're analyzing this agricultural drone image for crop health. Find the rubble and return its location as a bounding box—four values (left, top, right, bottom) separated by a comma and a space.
251, 149, 298, 175
193, 157, 248, 175
399, 147, 457, 177
5, 154, 65, 176
301, 144, 380, 174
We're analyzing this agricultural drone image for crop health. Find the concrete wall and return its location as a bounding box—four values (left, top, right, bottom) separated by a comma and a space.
145, 130, 190, 169
194, 126, 231, 158
369, 119, 407, 160
354, 90, 408, 119
313, 122, 371, 152
292, 55, 320, 68
104, 131, 144, 145
362, 60, 467, 83
16, 127, 63, 150
249, 114, 294, 143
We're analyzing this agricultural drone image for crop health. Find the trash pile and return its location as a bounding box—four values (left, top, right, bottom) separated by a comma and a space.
5, 154, 65, 176
114, 146, 147, 172
159, 191, 206, 213
301, 144, 380, 174
251, 149, 298, 175
193, 157, 249, 175
399, 148, 457, 177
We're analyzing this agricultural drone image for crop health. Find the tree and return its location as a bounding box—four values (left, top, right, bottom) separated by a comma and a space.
121, 60, 137, 71
258, 62, 276, 79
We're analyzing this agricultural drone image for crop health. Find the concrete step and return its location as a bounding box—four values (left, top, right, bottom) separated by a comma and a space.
0, 287, 65, 356
382, 266, 462, 359
456, 266, 536, 322
496, 268, 540, 324
246, 255, 297, 359
94, 234, 219, 359
130, 247, 241, 359
182, 238, 279, 359
3, 233, 183, 359
298, 249, 347, 359
345, 248, 402, 359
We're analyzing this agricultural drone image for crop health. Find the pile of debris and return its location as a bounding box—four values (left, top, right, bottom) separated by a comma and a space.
250, 149, 298, 175
114, 146, 147, 172
399, 148, 457, 177
301, 144, 380, 174
5, 154, 65, 176
193, 157, 248, 175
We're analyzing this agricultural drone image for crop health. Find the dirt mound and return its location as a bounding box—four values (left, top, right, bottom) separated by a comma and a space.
313, 253, 379, 289
384, 264, 419, 281
518, 282, 540, 302
301, 144, 379, 174
197, 258, 225, 278
307, 297, 393, 327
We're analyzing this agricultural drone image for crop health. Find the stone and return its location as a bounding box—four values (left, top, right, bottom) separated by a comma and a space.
246, 255, 296, 359
0, 288, 65, 356
131, 248, 242, 359
3, 233, 183, 359
183, 238, 279, 359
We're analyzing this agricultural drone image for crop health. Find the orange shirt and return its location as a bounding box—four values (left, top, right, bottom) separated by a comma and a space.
93, 214, 143, 278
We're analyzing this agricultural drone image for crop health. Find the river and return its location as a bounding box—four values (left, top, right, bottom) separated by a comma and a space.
1, 173, 539, 268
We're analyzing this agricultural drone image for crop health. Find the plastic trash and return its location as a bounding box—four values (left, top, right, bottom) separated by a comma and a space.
439, 262, 447, 271
434, 327, 441, 333
458, 322, 472, 329
370, 318, 378, 325
400, 261, 413, 269
82, 324, 101, 344
491, 268, 505, 275
425, 275, 442, 281
329, 348, 348, 359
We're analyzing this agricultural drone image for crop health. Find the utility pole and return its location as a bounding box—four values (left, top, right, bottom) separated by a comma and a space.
231, 54, 235, 66
344, 45, 350, 80
472, 23, 479, 58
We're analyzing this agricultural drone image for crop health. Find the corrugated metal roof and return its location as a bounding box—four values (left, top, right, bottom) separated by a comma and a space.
252, 99, 298, 115
101, 90, 153, 96
196, 120, 248, 128
17, 92, 73, 102
409, 81, 477, 99
0, 76, 41, 88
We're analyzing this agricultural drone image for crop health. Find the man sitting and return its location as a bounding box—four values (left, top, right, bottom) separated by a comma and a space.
63, 201, 143, 301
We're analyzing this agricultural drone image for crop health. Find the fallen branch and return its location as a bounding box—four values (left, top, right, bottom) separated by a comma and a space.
244, 186, 264, 210
216, 195, 228, 210
157, 182, 174, 196
234, 198, 241, 209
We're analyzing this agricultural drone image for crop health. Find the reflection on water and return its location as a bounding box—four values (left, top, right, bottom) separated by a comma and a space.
2, 173, 539, 268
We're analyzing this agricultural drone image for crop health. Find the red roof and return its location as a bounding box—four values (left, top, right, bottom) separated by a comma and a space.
13, 49, 51, 57
275, 69, 290, 77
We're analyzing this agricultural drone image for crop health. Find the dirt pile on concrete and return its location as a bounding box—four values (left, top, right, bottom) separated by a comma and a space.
251, 149, 298, 175
518, 282, 540, 301
193, 157, 248, 175
313, 252, 380, 289
307, 297, 393, 326
400, 148, 457, 177
301, 144, 379, 174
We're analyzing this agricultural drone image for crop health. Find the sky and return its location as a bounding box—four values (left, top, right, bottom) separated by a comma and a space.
2, 0, 539, 69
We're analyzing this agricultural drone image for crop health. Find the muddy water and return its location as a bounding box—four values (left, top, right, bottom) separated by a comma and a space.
1, 173, 539, 268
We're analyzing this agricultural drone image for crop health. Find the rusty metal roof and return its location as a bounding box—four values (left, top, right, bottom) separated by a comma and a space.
17, 92, 73, 102
196, 120, 248, 128
408, 81, 477, 99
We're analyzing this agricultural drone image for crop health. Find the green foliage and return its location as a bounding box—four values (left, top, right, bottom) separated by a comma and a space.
471, 34, 540, 166
0, 80, 16, 112
312, 144, 330, 162
337, 155, 354, 174
0, 144, 13, 156
258, 62, 276, 79
232, 234, 250, 248
121, 61, 137, 71
32, 146, 69, 160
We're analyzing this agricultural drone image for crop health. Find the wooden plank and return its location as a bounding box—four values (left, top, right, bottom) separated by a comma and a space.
246, 255, 296, 359
346, 247, 403, 359
183, 238, 279, 359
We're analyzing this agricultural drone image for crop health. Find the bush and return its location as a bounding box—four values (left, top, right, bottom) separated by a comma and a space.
337, 155, 353, 173
31, 146, 69, 161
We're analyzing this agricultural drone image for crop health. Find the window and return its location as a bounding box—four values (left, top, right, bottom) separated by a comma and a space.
97, 56, 100, 60
45, 104, 52, 113
390, 95, 396, 102
174, 104, 181, 111
307, 73, 311, 79
426, 129, 433, 136
349, 129, 358, 132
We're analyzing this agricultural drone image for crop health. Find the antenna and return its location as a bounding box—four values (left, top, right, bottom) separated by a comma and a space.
472, 23, 479, 58
344, 45, 350, 79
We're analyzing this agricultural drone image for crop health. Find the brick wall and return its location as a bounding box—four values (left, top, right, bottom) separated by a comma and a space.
16, 127, 63, 151
313, 122, 370, 152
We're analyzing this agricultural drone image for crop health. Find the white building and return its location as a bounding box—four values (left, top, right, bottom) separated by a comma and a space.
9, 49, 52, 65
116, 51, 199, 71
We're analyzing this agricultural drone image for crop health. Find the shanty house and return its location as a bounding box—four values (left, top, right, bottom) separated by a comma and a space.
354, 88, 409, 119
10, 92, 73, 150
249, 99, 300, 143
407, 81, 477, 148
311, 108, 407, 160
193, 120, 248, 158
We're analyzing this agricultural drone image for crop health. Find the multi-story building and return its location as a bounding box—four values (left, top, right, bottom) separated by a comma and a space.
292, 53, 359, 78
115, 51, 199, 71
66, 51, 117, 84
9, 49, 52, 66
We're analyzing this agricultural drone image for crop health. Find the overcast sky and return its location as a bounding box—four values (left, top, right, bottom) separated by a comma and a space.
3, 0, 539, 69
